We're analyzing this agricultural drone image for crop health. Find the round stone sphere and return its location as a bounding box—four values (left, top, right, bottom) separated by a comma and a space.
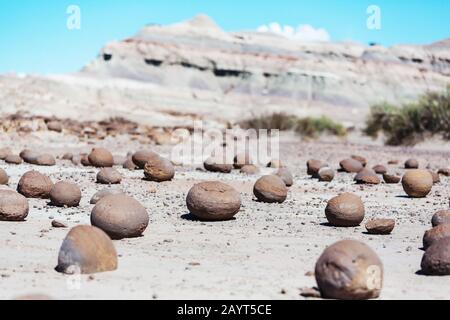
351, 155, 367, 167
274, 168, 294, 187
56, 225, 118, 274
17, 170, 53, 199
423, 224, 450, 249
318, 167, 335, 182
91, 194, 149, 239
123, 158, 137, 170
144, 156, 175, 182
365, 219, 395, 235
5, 154, 23, 165
88, 148, 114, 167
35, 153, 56, 166
240, 164, 260, 175
233, 153, 252, 169
0, 168, 9, 185
204, 156, 232, 173
0, 189, 29, 221
50, 182, 81, 207
340, 158, 363, 173
62, 153, 73, 161
132, 150, 159, 169
307, 159, 325, 176
325, 193, 365, 227
372, 165, 387, 175
253, 175, 288, 203
401, 169, 433, 198
421, 237, 450, 276
20, 149, 38, 164
405, 158, 419, 169
186, 181, 241, 221
80, 154, 91, 166
383, 173, 401, 184
431, 210, 450, 227
429, 170, 440, 184
438, 168, 450, 176
47, 121, 62, 132
0, 147, 11, 160
354, 169, 380, 185
96, 168, 122, 185
315, 239, 383, 300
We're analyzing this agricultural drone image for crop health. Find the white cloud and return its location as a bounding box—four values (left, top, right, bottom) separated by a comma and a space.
257, 22, 330, 42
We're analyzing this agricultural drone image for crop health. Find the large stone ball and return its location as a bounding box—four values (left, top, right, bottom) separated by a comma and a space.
62, 153, 73, 161
421, 237, 450, 275
144, 156, 175, 182
186, 181, 241, 221
80, 154, 91, 166
423, 224, 450, 249
0, 190, 29, 221
365, 219, 395, 235
96, 168, 122, 184
88, 148, 114, 167
123, 157, 137, 170
47, 121, 62, 132
132, 150, 159, 169
401, 169, 433, 198
340, 158, 363, 173
429, 170, 440, 184
233, 153, 252, 169
438, 168, 450, 176
307, 159, 325, 176
383, 173, 401, 184
431, 210, 450, 227
0, 147, 11, 160
50, 182, 81, 207
317, 167, 335, 182
253, 175, 288, 203
56, 225, 118, 274
354, 169, 380, 185
274, 168, 294, 187
5, 154, 23, 165
372, 165, 387, 175
20, 149, 38, 164
91, 194, 149, 239
17, 170, 53, 199
325, 193, 365, 227
35, 153, 56, 166
351, 155, 367, 167
240, 164, 260, 175
405, 158, 419, 169
315, 240, 383, 300
204, 156, 232, 173
0, 168, 9, 185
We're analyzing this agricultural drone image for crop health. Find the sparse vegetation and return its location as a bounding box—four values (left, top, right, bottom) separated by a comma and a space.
238, 113, 296, 132
296, 116, 347, 138
364, 88, 450, 146
238, 113, 347, 138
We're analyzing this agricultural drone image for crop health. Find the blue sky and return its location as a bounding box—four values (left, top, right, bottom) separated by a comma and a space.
0, 0, 449, 74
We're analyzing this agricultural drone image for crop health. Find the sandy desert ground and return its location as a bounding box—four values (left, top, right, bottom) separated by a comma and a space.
0, 127, 449, 300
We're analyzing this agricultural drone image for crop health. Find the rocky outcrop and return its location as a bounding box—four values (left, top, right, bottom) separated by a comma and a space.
1, 15, 449, 128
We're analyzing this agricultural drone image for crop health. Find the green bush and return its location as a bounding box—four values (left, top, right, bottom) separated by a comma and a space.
238, 113, 296, 132
238, 113, 346, 138
296, 116, 347, 138
364, 88, 450, 145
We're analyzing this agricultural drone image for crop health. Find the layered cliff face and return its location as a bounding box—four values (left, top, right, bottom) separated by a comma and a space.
1, 15, 449, 127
